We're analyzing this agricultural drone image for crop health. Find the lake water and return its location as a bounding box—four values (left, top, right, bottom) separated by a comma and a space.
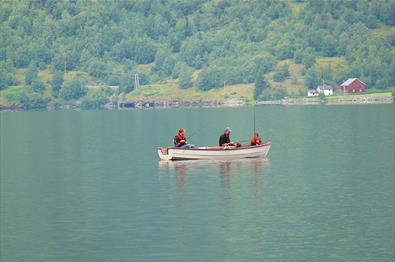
1, 105, 394, 261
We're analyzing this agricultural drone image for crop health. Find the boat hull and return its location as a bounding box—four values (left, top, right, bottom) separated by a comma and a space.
158, 142, 271, 161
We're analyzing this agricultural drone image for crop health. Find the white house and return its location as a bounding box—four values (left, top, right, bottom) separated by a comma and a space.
317, 84, 333, 96
307, 89, 319, 97
307, 84, 333, 97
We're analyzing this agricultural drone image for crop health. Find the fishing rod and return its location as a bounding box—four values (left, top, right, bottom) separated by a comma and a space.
253, 102, 256, 134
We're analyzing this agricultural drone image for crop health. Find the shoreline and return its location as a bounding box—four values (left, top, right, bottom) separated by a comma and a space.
1, 95, 393, 111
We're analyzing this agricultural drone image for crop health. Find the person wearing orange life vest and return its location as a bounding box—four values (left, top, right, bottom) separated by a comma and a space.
174, 128, 195, 148
250, 132, 262, 146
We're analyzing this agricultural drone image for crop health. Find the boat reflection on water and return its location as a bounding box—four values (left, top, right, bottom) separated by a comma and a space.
158, 158, 271, 247
158, 158, 271, 191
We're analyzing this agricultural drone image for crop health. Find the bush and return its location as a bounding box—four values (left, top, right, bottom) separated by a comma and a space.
31, 79, 46, 94
50, 71, 64, 97
196, 67, 223, 91
25, 65, 38, 85
0, 62, 18, 90
305, 67, 320, 89
179, 69, 193, 89
254, 74, 270, 99
0, 71, 16, 90
5, 87, 49, 110
258, 88, 288, 101
80, 89, 108, 109
59, 77, 88, 101
19, 92, 50, 110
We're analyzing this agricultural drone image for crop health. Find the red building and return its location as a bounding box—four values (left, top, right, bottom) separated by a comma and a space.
340, 78, 366, 94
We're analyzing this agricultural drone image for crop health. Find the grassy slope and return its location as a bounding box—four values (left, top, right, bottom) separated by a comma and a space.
125, 80, 254, 102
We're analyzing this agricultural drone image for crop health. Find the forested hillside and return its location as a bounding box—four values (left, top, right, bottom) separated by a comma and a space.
0, 0, 394, 108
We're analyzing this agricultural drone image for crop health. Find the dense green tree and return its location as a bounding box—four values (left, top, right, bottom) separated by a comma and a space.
19, 92, 50, 110
302, 50, 316, 69
254, 54, 277, 74
87, 59, 110, 80
80, 89, 108, 109
305, 67, 321, 89
154, 49, 176, 77
31, 79, 46, 94
0, 61, 17, 89
5, 87, 49, 110
59, 77, 88, 101
50, 71, 64, 97
196, 67, 223, 91
254, 74, 270, 100
25, 65, 38, 85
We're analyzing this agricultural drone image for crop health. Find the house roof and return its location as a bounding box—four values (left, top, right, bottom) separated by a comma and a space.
308, 89, 318, 92
341, 78, 365, 86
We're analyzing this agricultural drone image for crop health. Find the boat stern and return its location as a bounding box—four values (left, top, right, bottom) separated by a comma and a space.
157, 147, 172, 161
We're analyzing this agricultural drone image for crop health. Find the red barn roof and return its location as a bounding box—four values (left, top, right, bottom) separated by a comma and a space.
340, 78, 365, 87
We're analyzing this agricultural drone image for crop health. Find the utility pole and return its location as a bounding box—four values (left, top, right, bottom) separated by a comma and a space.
134, 73, 140, 90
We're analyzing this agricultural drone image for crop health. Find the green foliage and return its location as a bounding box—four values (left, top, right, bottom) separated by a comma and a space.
19, 93, 50, 110
50, 71, 64, 97
59, 77, 88, 101
31, 79, 46, 94
181, 37, 210, 69
5, 87, 49, 110
254, 54, 277, 74
80, 89, 109, 109
258, 88, 289, 101
87, 59, 110, 80
273, 64, 290, 82
112, 38, 157, 64
302, 50, 316, 69
0, 0, 394, 105
179, 69, 193, 89
0, 62, 18, 90
154, 49, 176, 78
25, 65, 38, 85
254, 74, 270, 99
305, 67, 321, 89
196, 67, 223, 91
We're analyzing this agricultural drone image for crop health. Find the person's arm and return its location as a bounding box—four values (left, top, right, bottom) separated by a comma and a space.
219, 135, 226, 146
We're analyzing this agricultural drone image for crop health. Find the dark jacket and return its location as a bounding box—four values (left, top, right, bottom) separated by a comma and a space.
219, 133, 230, 146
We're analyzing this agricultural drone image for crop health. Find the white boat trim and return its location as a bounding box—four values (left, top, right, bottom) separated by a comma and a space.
157, 142, 271, 161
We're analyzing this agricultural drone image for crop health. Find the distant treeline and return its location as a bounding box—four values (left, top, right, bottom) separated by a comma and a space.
0, 0, 394, 104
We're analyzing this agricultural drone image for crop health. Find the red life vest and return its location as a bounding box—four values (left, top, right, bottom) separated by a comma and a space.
176, 133, 186, 142
250, 136, 261, 145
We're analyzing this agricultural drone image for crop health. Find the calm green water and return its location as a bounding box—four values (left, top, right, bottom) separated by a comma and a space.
1, 105, 394, 261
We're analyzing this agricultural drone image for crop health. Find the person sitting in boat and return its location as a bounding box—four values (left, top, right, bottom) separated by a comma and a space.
219, 127, 241, 147
250, 132, 262, 146
174, 128, 194, 148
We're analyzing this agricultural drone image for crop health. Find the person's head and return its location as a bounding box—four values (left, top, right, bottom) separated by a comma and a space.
179, 128, 185, 135
254, 132, 259, 137
224, 127, 232, 136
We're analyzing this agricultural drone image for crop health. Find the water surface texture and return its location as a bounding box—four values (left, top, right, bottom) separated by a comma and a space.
1, 105, 394, 261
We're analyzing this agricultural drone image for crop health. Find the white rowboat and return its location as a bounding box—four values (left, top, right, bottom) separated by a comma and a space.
157, 142, 271, 161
